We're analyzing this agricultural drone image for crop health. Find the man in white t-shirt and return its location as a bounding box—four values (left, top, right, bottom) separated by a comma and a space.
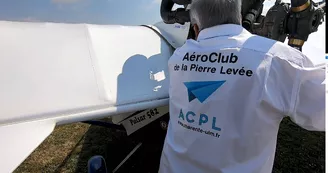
158, 0, 326, 172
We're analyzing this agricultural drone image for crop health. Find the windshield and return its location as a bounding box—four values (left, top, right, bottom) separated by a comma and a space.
0, 0, 171, 25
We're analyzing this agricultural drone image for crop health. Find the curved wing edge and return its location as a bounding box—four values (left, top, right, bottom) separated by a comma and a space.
0, 120, 56, 173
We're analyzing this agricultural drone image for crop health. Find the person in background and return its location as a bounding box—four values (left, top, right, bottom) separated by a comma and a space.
160, 0, 191, 25
159, 0, 325, 172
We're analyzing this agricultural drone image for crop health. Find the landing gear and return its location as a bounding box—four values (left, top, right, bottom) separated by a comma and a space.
85, 114, 170, 173
88, 156, 108, 173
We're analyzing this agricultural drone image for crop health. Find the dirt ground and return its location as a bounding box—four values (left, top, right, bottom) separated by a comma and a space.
14, 116, 325, 173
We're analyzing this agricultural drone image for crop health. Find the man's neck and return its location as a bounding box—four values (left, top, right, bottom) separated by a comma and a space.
197, 24, 245, 41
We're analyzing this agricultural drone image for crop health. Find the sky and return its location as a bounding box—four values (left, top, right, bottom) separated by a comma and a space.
0, 0, 166, 25
0, 0, 294, 25
0, 0, 323, 25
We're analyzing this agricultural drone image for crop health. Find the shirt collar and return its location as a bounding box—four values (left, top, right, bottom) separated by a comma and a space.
196, 24, 247, 41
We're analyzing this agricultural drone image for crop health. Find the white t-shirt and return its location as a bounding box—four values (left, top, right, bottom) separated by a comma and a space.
159, 24, 325, 173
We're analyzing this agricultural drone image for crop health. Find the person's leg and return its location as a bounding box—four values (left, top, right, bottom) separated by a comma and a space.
111, 114, 169, 173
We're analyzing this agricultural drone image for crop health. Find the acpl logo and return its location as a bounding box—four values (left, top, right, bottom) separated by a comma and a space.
178, 109, 221, 132
184, 81, 226, 103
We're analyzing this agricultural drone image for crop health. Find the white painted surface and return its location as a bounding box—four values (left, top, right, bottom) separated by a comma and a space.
0, 21, 173, 126
0, 120, 56, 173
86, 24, 172, 105
0, 21, 106, 125
153, 22, 190, 48
0, 20, 174, 173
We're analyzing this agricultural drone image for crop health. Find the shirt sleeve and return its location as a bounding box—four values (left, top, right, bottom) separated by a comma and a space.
287, 54, 326, 131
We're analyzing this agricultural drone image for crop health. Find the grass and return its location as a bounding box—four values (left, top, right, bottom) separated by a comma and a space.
273, 118, 325, 173
14, 116, 325, 173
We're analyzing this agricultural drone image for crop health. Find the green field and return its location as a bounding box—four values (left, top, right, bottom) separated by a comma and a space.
14, 117, 325, 173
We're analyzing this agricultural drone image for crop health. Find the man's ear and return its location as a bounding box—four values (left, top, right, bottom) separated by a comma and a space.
193, 24, 200, 39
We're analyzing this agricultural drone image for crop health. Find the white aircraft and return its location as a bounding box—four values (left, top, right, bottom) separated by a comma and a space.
0, 1, 326, 173
0, 19, 189, 173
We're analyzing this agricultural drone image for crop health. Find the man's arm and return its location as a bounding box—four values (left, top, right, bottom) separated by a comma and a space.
286, 55, 325, 131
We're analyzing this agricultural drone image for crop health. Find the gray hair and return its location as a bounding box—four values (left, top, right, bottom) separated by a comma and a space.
189, 0, 242, 30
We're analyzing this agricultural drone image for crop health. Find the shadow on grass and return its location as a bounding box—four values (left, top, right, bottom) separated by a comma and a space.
273, 117, 325, 173
74, 117, 325, 173
75, 115, 169, 173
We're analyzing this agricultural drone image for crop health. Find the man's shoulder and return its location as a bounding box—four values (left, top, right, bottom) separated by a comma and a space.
238, 34, 308, 67
241, 34, 293, 55
171, 39, 200, 56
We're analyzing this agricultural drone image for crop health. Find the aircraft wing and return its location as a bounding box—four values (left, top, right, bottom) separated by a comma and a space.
0, 20, 190, 173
